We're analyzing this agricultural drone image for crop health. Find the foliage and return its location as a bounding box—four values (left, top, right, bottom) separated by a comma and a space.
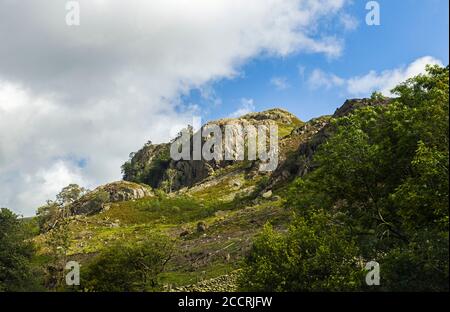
242, 65, 449, 291
36, 184, 89, 233
0, 208, 41, 291
239, 215, 364, 291
44, 219, 72, 290
122, 144, 171, 188
36, 201, 63, 233
380, 229, 449, 291
56, 184, 88, 206
82, 233, 174, 291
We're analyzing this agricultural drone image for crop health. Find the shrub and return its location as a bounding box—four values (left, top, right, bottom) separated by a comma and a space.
239, 214, 364, 291
82, 233, 174, 291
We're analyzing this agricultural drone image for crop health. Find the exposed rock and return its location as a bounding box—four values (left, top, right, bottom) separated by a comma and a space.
214, 210, 227, 217
197, 221, 208, 233
332, 98, 392, 118
271, 195, 281, 201
169, 272, 240, 292
262, 190, 273, 199
98, 181, 153, 202
69, 181, 153, 216
122, 108, 302, 192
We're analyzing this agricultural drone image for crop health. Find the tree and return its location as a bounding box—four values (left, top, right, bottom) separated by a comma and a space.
82, 233, 174, 291
0, 208, 41, 291
36, 201, 61, 233
239, 215, 364, 292
36, 184, 89, 232
242, 65, 449, 291
56, 184, 88, 206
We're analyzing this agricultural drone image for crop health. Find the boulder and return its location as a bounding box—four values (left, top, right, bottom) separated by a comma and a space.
197, 221, 208, 233
70, 181, 153, 216
262, 190, 273, 199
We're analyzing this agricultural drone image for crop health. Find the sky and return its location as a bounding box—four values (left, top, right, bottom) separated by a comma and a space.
0, 0, 448, 216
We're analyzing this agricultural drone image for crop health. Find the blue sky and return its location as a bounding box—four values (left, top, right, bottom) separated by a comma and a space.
184, 0, 449, 122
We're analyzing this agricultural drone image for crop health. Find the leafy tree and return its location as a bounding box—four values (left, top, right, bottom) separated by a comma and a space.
242, 65, 449, 291
0, 208, 41, 291
56, 184, 88, 206
36, 200, 62, 233
36, 184, 89, 232
239, 215, 364, 291
82, 233, 174, 291
164, 168, 178, 193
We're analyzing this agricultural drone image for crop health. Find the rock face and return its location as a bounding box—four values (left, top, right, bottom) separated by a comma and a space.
122, 108, 302, 191
96, 181, 153, 202
121, 99, 391, 195
69, 181, 153, 215
332, 98, 392, 118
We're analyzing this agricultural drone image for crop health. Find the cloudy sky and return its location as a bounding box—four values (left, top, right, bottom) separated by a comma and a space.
0, 0, 448, 216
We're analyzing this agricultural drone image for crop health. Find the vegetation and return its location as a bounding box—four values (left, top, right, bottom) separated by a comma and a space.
0, 208, 42, 291
82, 233, 174, 291
36, 184, 88, 233
239, 217, 363, 291
1, 66, 447, 292
240, 65, 449, 291
122, 144, 171, 188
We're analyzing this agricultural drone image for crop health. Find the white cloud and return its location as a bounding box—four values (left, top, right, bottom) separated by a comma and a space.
0, 0, 350, 215
229, 98, 256, 118
307, 56, 444, 96
340, 13, 359, 31
347, 56, 444, 96
270, 77, 290, 90
16, 161, 88, 214
308, 69, 345, 89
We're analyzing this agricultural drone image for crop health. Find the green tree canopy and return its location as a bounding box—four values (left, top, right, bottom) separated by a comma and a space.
0, 208, 40, 291
241, 65, 449, 291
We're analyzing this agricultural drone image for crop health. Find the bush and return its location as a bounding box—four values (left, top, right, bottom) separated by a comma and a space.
241, 65, 449, 291
0, 208, 42, 291
239, 214, 364, 291
82, 233, 174, 291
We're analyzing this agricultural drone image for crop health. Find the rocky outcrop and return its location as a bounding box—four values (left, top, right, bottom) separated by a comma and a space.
122, 108, 302, 191
121, 100, 392, 194
69, 181, 153, 215
332, 97, 392, 118
96, 181, 153, 202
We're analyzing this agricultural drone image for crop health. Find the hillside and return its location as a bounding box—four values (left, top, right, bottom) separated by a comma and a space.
31, 98, 392, 291
12, 66, 445, 292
